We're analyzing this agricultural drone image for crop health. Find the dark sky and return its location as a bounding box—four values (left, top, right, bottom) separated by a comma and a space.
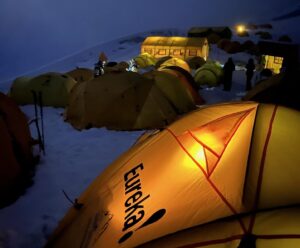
0, 0, 298, 80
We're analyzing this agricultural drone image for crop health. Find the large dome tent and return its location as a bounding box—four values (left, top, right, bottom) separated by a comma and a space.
159, 66, 205, 105
134, 53, 157, 69
0, 93, 36, 208
47, 102, 300, 248
158, 57, 191, 73
142, 70, 196, 114
194, 61, 224, 87
65, 71, 177, 130
10, 72, 77, 107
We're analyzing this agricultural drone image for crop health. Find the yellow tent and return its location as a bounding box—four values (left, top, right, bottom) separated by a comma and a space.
47, 102, 300, 248
143, 70, 196, 113
159, 66, 205, 105
134, 53, 157, 69
65, 72, 177, 130
10, 72, 77, 107
142, 207, 300, 247
158, 57, 191, 73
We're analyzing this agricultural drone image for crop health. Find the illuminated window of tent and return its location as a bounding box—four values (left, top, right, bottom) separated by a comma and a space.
263, 55, 284, 74
144, 48, 152, 54
158, 49, 166, 55
189, 49, 197, 56
172, 49, 181, 56
274, 56, 283, 64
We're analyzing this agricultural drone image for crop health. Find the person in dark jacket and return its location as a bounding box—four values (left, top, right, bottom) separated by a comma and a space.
223, 58, 235, 91
245, 58, 255, 91
94, 60, 104, 78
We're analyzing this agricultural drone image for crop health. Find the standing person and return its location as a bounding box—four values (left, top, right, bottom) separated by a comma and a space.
245, 58, 255, 91
94, 59, 104, 78
94, 52, 108, 78
223, 57, 235, 91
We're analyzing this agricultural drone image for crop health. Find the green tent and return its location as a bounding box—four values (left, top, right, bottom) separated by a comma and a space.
194, 62, 224, 87
10, 72, 77, 107
134, 53, 157, 69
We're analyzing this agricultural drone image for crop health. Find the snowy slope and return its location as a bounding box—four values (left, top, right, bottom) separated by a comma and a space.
0, 106, 143, 248
0, 29, 185, 92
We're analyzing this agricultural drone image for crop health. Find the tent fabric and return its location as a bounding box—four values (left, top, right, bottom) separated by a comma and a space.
154, 56, 173, 69
10, 72, 77, 107
243, 68, 300, 110
134, 53, 157, 69
142, 70, 196, 114
0, 115, 21, 207
0, 93, 34, 170
0, 92, 35, 208
194, 62, 224, 87
243, 73, 284, 100
158, 57, 191, 73
47, 102, 300, 248
66, 68, 94, 83
186, 56, 206, 70
65, 72, 178, 130
158, 66, 205, 105
141, 207, 300, 248
161, 65, 199, 90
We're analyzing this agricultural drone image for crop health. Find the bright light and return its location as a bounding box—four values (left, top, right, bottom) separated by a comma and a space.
236, 25, 246, 34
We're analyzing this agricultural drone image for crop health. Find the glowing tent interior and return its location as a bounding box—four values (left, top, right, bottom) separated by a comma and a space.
47, 102, 300, 248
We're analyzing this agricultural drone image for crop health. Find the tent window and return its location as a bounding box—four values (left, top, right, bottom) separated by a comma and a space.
158, 49, 166, 55
274, 56, 283, 64
189, 49, 197, 56
144, 48, 152, 54
172, 49, 181, 55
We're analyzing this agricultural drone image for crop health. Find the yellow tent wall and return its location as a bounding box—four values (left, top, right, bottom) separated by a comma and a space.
47, 103, 300, 248
141, 207, 300, 248
141, 37, 209, 60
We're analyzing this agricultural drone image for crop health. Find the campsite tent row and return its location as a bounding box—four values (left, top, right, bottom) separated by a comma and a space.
46, 102, 300, 247
10, 66, 204, 130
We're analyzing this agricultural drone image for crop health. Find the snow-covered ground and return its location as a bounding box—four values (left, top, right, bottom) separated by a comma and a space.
0, 25, 295, 247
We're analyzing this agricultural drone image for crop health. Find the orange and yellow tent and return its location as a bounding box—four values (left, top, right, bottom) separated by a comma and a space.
47, 102, 300, 248
0, 92, 35, 208
159, 66, 204, 105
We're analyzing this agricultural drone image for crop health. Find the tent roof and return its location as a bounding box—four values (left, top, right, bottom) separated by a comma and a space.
188, 26, 231, 33
142, 36, 208, 47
